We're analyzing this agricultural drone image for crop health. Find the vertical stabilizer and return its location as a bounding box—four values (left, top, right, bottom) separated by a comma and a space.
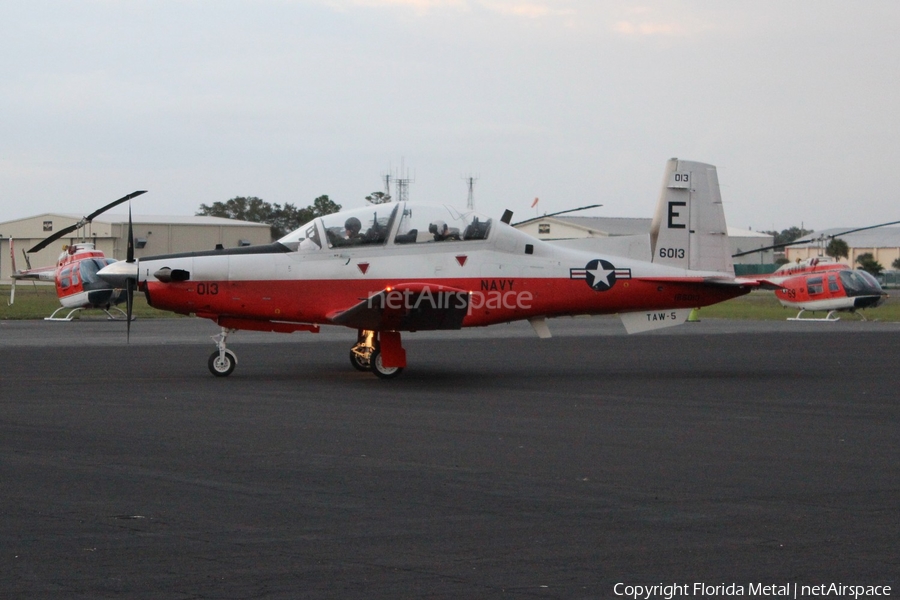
649, 158, 733, 274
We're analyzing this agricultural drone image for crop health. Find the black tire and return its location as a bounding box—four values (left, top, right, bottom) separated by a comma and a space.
208, 349, 237, 377
371, 349, 403, 379
349, 348, 371, 371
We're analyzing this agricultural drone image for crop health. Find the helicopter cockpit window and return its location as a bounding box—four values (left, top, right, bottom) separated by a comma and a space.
807, 276, 824, 295
277, 220, 323, 252
394, 205, 492, 245
59, 267, 71, 289
320, 205, 398, 249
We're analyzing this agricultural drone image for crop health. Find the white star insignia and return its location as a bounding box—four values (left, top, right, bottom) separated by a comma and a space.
588, 266, 614, 289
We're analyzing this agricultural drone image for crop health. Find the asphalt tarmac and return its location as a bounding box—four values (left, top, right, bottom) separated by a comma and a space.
1, 317, 898, 598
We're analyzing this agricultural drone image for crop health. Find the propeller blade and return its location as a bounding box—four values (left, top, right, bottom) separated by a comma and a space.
127, 204, 135, 263
126, 279, 134, 343
26, 190, 147, 254
125, 202, 136, 343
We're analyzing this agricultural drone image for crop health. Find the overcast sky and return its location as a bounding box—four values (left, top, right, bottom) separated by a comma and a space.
2, 1, 898, 232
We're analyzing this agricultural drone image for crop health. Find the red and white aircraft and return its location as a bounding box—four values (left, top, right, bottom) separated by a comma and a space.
744, 257, 886, 321
732, 222, 895, 321
8, 191, 146, 320
99, 159, 753, 378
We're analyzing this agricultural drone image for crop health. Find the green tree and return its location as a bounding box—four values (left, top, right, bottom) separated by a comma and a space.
365, 191, 392, 204
825, 238, 849, 260
855, 252, 884, 276
197, 196, 274, 224
892, 257, 900, 270
197, 195, 342, 239
307, 195, 342, 219
761, 226, 814, 248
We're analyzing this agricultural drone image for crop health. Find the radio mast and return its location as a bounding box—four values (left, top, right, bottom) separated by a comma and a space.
463, 174, 478, 210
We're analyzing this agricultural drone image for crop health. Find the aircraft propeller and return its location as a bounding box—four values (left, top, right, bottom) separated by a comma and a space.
732, 219, 900, 258
27, 190, 147, 254
125, 204, 136, 342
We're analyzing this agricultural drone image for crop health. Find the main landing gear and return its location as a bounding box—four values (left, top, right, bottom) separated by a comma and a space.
205, 327, 407, 379
350, 329, 406, 379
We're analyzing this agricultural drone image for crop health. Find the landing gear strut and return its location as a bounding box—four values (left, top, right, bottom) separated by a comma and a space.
349, 330, 376, 371
350, 329, 406, 379
208, 327, 238, 377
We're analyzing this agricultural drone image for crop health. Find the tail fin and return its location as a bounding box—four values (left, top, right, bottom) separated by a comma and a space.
649, 158, 733, 274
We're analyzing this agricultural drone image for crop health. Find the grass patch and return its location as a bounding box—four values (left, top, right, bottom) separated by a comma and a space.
697, 290, 900, 321
0, 284, 179, 320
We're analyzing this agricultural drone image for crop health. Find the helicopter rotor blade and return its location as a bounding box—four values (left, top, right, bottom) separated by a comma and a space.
732, 219, 900, 258
28, 223, 80, 254
86, 190, 147, 223
26, 190, 147, 254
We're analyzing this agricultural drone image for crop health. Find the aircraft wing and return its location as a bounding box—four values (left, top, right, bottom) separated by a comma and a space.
329, 282, 470, 331
11, 266, 56, 282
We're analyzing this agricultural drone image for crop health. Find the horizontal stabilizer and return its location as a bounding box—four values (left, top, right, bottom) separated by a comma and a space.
10, 266, 57, 282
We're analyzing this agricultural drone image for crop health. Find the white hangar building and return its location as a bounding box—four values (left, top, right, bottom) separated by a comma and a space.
513, 215, 775, 265
0, 213, 271, 283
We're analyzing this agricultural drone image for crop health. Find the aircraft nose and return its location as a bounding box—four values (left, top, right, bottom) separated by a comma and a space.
97, 261, 138, 286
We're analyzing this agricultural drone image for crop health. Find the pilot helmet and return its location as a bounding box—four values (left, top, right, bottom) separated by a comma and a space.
344, 217, 361, 235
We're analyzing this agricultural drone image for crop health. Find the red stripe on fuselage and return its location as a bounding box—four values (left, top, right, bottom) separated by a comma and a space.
145, 277, 749, 329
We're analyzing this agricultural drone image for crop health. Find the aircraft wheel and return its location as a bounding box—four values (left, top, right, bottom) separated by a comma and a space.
371, 349, 403, 379
349, 348, 371, 371
208, 349, 237, 377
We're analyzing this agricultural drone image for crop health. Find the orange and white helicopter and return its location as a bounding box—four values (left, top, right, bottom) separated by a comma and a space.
733, 224, 895, 321
99, 159, 753, 378
8, 191, 146, 320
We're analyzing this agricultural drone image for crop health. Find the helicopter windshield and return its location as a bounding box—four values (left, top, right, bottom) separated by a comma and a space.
839, 270, 883, 296
80, 258, 117, 284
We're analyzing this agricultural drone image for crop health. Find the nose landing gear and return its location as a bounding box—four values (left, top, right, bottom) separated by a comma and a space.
208, 327, 238, 377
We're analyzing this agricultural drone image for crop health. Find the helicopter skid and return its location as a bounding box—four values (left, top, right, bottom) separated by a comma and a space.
44, 306, 134, 321
787, 309, 840, 322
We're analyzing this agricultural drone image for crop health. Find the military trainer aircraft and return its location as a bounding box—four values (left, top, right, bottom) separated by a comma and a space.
99, 158, 753, 378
